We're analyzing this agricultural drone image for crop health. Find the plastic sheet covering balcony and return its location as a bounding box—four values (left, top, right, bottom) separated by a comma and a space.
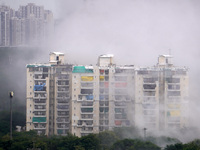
73, 66, 93, 73
115, 83, 127, 88
167, 110, 180, 117
81, 108, 93, 112
81, 76, 94, 81
100, 76, 104, 81
115, 120, 122, 125
100, 82, 109, 88
34, 83, 46, 91
86, 95, 93, 100
167, 104, 180, 109
57, 105, 69, 109
57, 129, 63, 134
105, 82, 109, 88
32, 117, 46, 123
99, 95, 104, 100
100, 70, 104, 74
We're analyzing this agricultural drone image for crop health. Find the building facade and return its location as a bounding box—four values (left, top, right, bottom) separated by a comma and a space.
26, 52, 72, 136
134, 55, 189, 131
26, 53, 188, 136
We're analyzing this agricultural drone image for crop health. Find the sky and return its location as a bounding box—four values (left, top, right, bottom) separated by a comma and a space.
2, 0, 200, 137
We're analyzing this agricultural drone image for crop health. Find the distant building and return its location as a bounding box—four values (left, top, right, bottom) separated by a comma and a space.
0, 3, 54, 46
26, 53, 189, 136
18, 3, 44, 19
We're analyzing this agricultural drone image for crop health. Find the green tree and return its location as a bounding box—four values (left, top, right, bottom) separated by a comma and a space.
57, 134, 80, 150
80, 134, 100, 150
184, 139, 200, 150
98, 131, 119, 150
111, 138, 161, 150
0, 111, 25, 137
164, 143, 183, 150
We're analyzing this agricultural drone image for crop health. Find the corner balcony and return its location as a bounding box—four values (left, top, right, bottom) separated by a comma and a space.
80, 130, 93, 134
34, 125, 46, 130
57, 124, 70, 130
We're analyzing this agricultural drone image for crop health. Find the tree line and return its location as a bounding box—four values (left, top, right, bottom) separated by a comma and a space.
0, 111, 200, 150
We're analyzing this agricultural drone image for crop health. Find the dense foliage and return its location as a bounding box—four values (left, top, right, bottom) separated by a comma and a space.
0, 124, 200, 150
1, 114, 200, 150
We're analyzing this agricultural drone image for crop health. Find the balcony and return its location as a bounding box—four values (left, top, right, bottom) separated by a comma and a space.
34, 125, 46, 130
57, 96, 70, 100
33, 94, 47, 99
80, 130, 93, 134
144, 117, 156, 123
57, 75, 70, 80
143, 78, 158, 83
57, 126, 69, 129
57, 107, 69, 112
57, 120, 70, 123
78, 95, 94, 101
34, 71, 43, 74
57, 129, 68, 135
57, 97, 70, 103
34, 99, 46, 104
143, 110, 156, 116
81, 111, 94, 114
57, 81, 69, 87
34, 74, 48, 80
80, 89, 93, 95
57, 112, 69, 117
34, 108, 46, 112
114, 95, 131, 101
33, 114, 46, 117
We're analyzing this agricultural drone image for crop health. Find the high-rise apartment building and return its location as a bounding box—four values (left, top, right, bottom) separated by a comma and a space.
18, 3, 44, 19
26, 52, 72, 136
71, 54, 135, 137
134, 55, 189, 131
0, 5, 15, 46
26, 53, 188, 136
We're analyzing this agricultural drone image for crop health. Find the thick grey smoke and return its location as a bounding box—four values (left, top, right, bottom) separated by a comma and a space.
54, 0, 200, 65
53, 0, 200, 142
